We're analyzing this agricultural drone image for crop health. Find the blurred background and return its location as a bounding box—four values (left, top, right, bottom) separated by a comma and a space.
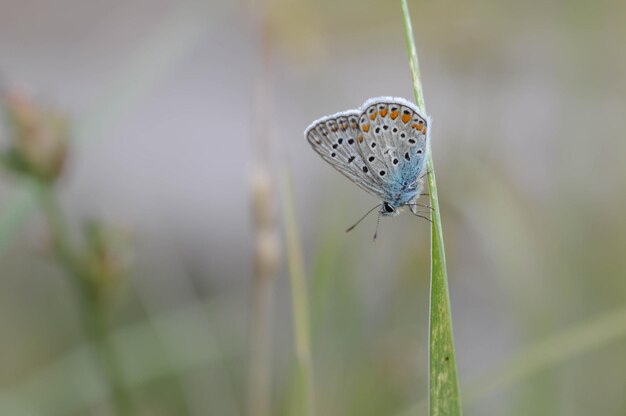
1, 0, 626, 415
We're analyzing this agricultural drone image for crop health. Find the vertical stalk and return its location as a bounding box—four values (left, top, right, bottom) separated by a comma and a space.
36, 182, 133, 416
281, 174, 315, 416
400, 1, 462, 415
249, 169, 278, 416
247, 1, 280, 416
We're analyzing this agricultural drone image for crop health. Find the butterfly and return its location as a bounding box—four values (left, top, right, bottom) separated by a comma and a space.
304, 97, 431, 237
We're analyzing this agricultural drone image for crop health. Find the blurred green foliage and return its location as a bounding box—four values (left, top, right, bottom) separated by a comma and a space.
1, 0, 626, 415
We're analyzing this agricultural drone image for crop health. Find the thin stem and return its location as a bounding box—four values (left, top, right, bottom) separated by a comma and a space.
35, 181, 133, 416
248, 256, 274, 416
247, 0, 278, 412
400, 1, 462, 415
282, 173, 315, 416
401, 0, 426, 113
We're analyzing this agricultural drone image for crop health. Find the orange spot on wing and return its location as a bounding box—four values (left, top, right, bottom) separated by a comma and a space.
362, 123, 370, 132
379, 108, 388, 117
401, 113, 411, 123
369, 111, 377, 120
411, 123, 420, 129
390, 109, 399, 119
357, 133, 364, 143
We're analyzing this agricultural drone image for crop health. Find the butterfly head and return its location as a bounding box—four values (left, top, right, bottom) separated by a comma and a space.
380, 202, 400, 217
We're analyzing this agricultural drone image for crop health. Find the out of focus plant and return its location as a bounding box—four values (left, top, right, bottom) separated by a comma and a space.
1, 91, 68, 183
1, 91, 134, 415
84, 220, 132, 300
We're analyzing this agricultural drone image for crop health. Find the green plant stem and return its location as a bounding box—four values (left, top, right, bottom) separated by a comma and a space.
282, 173, 315, 416
400, 1, 462, 415
35, 182, 133, 416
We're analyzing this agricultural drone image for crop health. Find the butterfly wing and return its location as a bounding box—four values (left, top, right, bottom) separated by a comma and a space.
355, 97, 430, 204
305, 110, 388, 200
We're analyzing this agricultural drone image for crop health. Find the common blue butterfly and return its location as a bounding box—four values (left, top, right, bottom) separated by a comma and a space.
304, 97, 431, 236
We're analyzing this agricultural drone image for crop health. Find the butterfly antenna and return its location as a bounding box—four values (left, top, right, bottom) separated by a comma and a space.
373, 211, 382, 241
346, 204, 381, 233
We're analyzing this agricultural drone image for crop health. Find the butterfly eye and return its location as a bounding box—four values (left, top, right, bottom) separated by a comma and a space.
383, 203, 394, 213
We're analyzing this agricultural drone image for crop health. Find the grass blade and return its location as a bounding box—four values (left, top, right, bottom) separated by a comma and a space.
281, 172, 315, 416
400, 1, 462, 414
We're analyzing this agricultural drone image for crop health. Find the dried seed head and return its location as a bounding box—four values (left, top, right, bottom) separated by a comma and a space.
255, 229, 280, 278
84, 221, 132, 298
251, 166, 280, 280
251, 167, 275, 227
2, 91, 69, 183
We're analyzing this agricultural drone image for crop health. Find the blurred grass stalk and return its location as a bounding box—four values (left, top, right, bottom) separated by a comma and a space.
249, 166, 279, 416
248, 1, 280, 415
35, 181, 133, 416
281, 173, 315, 416
1, 92, 134, 415
400, 1, 462, 415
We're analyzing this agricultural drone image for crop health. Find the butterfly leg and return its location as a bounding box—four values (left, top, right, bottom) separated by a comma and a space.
407, 203, 433, 210
411, 212, 433, 223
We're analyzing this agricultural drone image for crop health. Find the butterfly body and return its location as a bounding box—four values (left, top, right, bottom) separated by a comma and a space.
305, 97, 431, 219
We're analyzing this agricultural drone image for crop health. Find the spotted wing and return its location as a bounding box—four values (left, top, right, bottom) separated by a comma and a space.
305, 110, 387, 200
355, 97, 430, 202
